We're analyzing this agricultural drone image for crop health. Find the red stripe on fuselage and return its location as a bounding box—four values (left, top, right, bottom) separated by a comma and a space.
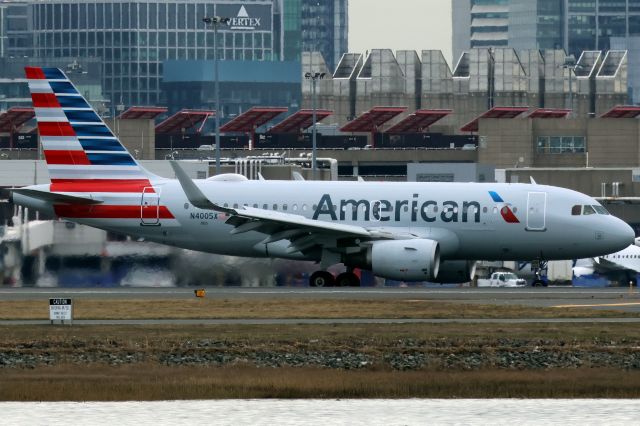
31, 93, 61, 108
50, 179, 155, 193
25, 67, 45, 79
44, 150, 91, 165
54, 204, 174, 219
38, 122, 75, 137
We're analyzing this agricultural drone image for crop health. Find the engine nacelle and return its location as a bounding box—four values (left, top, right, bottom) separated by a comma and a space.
370, 239, 440, 281
433, 260, 477, 283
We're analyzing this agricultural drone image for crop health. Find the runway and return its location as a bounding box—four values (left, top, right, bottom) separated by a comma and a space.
2, 286, 640, 313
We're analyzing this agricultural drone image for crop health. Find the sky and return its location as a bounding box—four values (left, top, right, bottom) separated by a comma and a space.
349, 0, 453, 66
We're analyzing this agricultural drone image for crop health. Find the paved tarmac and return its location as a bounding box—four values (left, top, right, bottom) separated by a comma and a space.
1, 286, 640, 312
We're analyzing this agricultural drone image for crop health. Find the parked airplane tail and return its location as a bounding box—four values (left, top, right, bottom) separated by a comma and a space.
25, 66, 156, 193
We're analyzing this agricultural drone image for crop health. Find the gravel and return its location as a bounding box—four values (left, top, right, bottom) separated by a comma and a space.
2, 337, 640, 371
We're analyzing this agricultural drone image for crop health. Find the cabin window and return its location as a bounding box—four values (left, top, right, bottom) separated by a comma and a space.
593, 205, 609, 215
233, 203, 239, 209
224, 203, 229, 208
253, 204, 258, 208
273, 204, 278, 210
263, 204, 268, 209
302, 204, 308, 211
283, 204, 288, 211
293, 204, 298, 211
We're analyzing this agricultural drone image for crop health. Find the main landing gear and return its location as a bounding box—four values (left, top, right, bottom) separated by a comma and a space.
309, 271, 360, 287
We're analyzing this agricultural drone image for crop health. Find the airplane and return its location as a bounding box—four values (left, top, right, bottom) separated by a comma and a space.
573, 237, 640, 286
10, 67, 636, 288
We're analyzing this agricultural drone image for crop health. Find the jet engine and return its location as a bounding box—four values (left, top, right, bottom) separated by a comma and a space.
433, 260, 477, 284
368, 239, 440, 281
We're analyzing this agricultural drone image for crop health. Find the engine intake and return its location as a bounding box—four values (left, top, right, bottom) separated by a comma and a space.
370, 239, 440, 281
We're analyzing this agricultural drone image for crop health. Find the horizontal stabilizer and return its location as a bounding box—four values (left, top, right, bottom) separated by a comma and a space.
11, 188, 103, 205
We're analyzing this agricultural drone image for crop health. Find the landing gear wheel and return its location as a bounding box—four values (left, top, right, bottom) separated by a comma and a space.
309, 271, 335, 287
335, 272, 360, 287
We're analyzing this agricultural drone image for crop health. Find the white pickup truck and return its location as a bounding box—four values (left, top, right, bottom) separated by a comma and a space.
478, 272, 527, 287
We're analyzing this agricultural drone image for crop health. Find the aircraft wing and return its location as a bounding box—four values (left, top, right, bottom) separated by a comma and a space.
227, 206, 373, 237
592, 256, 625, 272
170, 161, 396, 252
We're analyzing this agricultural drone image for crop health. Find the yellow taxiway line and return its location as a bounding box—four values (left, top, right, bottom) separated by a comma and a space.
553, 302, 640, 308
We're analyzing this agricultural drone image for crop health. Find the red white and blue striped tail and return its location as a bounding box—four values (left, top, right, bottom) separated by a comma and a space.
25, 66, 155, 193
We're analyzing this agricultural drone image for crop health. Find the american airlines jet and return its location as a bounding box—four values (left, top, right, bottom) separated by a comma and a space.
11, 67, 635, 287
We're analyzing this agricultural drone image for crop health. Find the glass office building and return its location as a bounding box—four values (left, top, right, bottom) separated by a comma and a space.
453, 0, 509, 61
567, 0, 640, 56
282, 0, 348, 71
25, 0, 279, 107
455, 1, 640, 58
2, 0, 348, 108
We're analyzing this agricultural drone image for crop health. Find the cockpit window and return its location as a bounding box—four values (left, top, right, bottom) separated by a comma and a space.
571, 205, 581, 216
583, 205, 596, 215
593, 205, 610, 215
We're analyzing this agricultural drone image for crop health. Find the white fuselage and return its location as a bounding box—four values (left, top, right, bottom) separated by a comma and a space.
29, 179, 632, 262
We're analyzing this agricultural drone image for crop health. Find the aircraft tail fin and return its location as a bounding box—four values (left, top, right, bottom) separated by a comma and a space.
25, 66, 156, 193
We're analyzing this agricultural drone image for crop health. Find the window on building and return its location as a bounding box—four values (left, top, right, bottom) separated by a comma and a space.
537, 136, 586, 154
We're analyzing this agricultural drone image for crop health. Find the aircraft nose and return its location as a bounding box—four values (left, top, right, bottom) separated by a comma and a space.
612, 218, 635, 248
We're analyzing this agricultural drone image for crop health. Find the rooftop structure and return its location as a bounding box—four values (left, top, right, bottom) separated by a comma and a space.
155, 109, 214, 135
460, 106, 529, 132
117, 106, 167, 120
268, 109, 333, 134
601, 106, 640, 118
340, 107, 407, 133
0, 107, 34, 134
220, 107, 288, 133
385, 110, 452, 134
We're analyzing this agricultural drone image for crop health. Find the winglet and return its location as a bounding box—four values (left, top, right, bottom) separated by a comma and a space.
170, 161, 233, 213
530, 176, 537, 184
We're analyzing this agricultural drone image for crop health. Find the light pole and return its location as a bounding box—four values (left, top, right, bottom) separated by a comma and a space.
203, 16, 230, 175
304, 72, 326, 180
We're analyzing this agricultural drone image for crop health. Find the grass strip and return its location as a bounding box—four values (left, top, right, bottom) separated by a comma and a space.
2, 365, 639, 400
0, 298, 638, 320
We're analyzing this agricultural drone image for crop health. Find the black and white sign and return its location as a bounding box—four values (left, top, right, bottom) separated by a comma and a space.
217, 4, 272, 31
49, 298, 73, 321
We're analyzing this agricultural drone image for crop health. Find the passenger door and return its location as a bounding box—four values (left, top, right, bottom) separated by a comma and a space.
140, 186, 160, 226
526, 192, 546, 231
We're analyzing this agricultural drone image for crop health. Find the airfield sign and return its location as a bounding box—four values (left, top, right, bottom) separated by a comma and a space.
49, 298, 73, 323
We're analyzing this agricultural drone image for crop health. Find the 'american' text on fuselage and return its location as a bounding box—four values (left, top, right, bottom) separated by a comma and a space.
312, 194, 483, 223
